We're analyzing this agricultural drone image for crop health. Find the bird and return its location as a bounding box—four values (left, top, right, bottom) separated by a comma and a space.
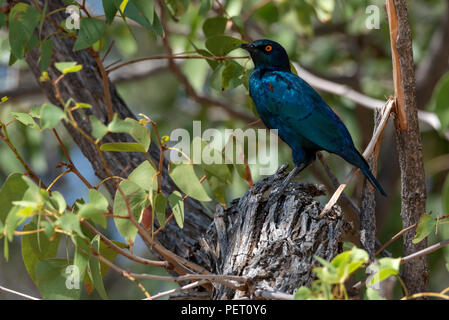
239, 39, 386, 199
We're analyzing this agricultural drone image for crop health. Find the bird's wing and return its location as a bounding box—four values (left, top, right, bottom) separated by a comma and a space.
268, 71, 355, 154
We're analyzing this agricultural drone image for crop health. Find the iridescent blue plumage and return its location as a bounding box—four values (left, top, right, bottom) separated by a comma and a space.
241, 39, 386, 196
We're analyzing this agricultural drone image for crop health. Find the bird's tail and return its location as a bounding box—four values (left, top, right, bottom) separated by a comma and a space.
344, 149, 387, 196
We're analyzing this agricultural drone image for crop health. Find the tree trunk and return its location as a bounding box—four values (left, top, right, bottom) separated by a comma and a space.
389, 0, 429, 294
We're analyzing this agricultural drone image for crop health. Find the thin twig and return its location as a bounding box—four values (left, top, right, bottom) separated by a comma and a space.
147, 280, 209, 300
400, 238, 449, 264
0, 285, 40, 300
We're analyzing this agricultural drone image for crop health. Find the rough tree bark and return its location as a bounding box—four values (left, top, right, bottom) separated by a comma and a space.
14, 0, 349, 299
388, 0, 429, 294
199, 165, 348, 299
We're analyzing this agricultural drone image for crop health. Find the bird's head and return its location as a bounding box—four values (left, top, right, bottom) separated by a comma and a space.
240, 39, 291, 72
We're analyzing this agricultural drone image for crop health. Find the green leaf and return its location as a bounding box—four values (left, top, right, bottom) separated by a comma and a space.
56, 212, 85, 238
89, 115, 108, 140
169, 164, 211, 202
73, 18, 106, 51
78, 203, 107, 228
29, 105, 42, 118
412, 213, 436, 244
207, 175, 226, 206
202, 17, 227, 38
125, 118, 151, 152
102, 0, 119, 24
39, 39, 53, 72
168, 191, 184, 229
89, 189, 109, 211
128, 160, 158, 192
73, 236, 90, 292
113, 180, 148, 242
0, 173, 29, 225
133, 0, 154, 24
89, 235, 108, 299
123, 0, 161, 35
100, 142, 146, 152
40, 103, 64, 130
107, 114, 133, 133
221, 60, 243, 90
98, 239, 127, 279
331, 247, 369, 283
153, 192, 167, 228
21, 220, 61, 284
36, 258, 81, 299
51, 191, 66, 214
196, 48, 219, 70
9, 3, 40, 59
369, 257, 401, 285
11, 112, 40, 130
55, 61, 83, 74
294, 286, 311, 300
205, 36, 245, 56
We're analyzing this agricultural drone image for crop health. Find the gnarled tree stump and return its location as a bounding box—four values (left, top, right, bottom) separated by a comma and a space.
196, 165, 350, 299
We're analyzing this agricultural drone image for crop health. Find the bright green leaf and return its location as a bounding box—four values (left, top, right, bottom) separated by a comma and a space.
113, 180, 148, 242
369, 257, 401, 285
56, 212, 85, 238
55, 61, 83, 74
412, 213, 435, 244
89, 189, 109, 211
89, 235, 108, 299
168, 191, 184, 229
89, 115, 108, 140
11, 112, 40, 130
128, 160, 158, 192
100, 142, 146, 152
169, 164, 211, 202
40, 103, 64, 129
51, 191, 66, 214
0, 173, 29, 225
153, 192, 167, 228
78, 203, 107, 228
294, 286, 311, 300
125, 118, 150, 152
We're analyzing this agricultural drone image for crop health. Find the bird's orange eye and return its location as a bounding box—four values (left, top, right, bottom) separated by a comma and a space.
265, 45, 272, 52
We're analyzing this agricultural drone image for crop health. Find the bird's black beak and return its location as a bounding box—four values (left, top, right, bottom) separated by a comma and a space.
239, 43, 254, 51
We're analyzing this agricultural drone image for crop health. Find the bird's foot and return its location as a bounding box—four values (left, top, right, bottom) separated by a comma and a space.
263, 164, 304, 212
